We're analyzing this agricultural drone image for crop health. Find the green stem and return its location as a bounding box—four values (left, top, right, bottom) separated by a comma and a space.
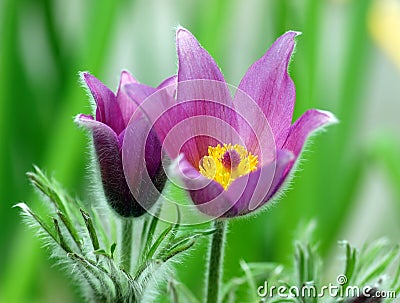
121, 218, 133, 273
205, 219, 227, 303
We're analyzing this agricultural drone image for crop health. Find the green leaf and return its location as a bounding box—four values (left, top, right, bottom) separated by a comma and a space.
52, 218, 72, 253
146, 224, 173, 260
80, 208, 100, 251
142, 206, 162, 258
161, 237, 197, 263
341, 241, 356, 285
110, 243, 117, 259
27, 166, 68, 215
159, 204, 183, 253
14, 203, 58, 246
57, 210, 83, 253
295, 243, 306, 286
90, 206, 111, 250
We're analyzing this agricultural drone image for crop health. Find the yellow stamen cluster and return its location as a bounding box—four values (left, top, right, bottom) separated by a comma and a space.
199, 143, 258, 190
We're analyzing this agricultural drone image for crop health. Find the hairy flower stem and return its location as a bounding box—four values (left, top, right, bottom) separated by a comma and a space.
121, 218, 133, 273
205, 219, 227, 303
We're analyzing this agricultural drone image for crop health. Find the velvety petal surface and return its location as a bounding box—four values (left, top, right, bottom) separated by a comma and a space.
237, 31, 299, 148
83, 72, 125, 135
75, 114, 145, 217
232, 88, 276, 165
122, 116, 164, 212
176, 28, 239, 132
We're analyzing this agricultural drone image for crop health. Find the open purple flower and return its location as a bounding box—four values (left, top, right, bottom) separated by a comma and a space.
123, 28, 337, 219
75, 71, 175, 217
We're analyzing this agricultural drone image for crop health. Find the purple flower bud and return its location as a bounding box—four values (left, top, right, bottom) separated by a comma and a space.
76, 71, 176, 217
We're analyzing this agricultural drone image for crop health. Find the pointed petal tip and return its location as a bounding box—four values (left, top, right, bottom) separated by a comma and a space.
277, 31, 301, 47
176, 27, 196, 48
81, 71, 96, 83
283, 108, 338, 160
120, 70, 137, 84
79, 71, 93, 87
176, 25, 190, 37
157, 75, 177, 89
78, 71, 89, 87
176, 27, 227, 83
287, 30, 302, 37
81, 72, 107, 94
79, 71, 90, 78
176, 26, 199, 48
314, 109, 339, 125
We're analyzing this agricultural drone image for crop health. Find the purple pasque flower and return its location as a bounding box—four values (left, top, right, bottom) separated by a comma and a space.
124, 28, 337, 219
75, 71, 175, 217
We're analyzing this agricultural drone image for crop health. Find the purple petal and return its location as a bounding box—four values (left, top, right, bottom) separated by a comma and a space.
176, 28, 238, 130
75, 114, 120, 147
83, 72, 125, 135
122, 83, 157, 106
123, 81, 177, 153
176, 27, 227, 82
261, 150, 295, 202
282, 109, 337, 175
261, 111, 335, 204
122, 116, 164, 212
124, 81, 240, 168
232, 87, 277, 165
115, 71, 175, 130
157, 75, 177, 89
161, 107, 245, 167
283, 109, 337, 158
173, 150, 293, 218
223, 150, 293, 217
75, 114, 145, 217
172, 156, 236, 218
116, 70, 138, 128
175, 81, 239, 166
120, 82, 157, 129
237, 31, 300, 148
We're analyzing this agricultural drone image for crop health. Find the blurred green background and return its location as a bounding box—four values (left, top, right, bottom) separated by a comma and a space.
1, 0, 400, 302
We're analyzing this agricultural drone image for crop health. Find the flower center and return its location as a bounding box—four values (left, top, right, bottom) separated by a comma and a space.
199, 144, 258, 189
